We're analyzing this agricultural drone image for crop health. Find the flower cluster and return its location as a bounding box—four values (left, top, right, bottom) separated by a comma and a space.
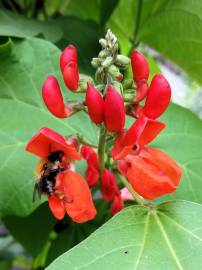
26, 30, 182, 223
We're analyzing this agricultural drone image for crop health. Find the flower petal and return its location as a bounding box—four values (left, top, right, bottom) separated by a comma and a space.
104, 85, 125, 132
110, 195, 124, 215
126, 147, 182, 199
63, 171, 97, 223
48, 195, 65, 220
42, 75, 68, 118
144, 74, 171, 119
86, 83, 104, 124
26, 127, 81, 160
101, 169, 119, 201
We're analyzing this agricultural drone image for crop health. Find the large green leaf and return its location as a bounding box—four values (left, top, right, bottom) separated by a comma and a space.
108, 0, 202, 84
0, 9, 63, 42
154, 103, 202, 203
0, 37, 97, 218
46, 201, 202, 270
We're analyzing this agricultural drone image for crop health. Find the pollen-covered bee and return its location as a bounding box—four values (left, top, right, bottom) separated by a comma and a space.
33, 150, 64, 202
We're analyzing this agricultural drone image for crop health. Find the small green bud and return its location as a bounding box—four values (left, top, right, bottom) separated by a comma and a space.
102, 56, 113, 68
123, 79, 134, 90
108, 65, 123, 81
115, 54, 130, 66
91, 57, 101, 68
78, 74, 93, 91
112, 81, 124, 96
98, 50, 110, 58
99, 38, 107, 48
123, 92, 135, 102
95, 67, 104, 83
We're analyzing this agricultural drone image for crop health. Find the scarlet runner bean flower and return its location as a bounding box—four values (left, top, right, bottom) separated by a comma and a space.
101, 169, 124, 215
131, 74, 171, 119
60, 45, 79, 91
26, 127, 97, 223
42, 75, 71, 118
104, 85, 125, 132
131, 50, 149, 102
111, 116, 182, 199
27, 30, 183, 221
81, 145, 100, 187
85, 83, 104, 124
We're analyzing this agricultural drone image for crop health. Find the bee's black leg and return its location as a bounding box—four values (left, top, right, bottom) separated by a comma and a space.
32, 183, 38, 202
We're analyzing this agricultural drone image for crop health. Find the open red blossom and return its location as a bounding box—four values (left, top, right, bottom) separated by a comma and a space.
42, 75, 70, 118
60, 45, 79, 91
131, 50, 149, 83
26, 127, 81, 160
86, 83, 104, 124
101, 169, 119, 201
144, 74, 171, 119
111, 116, 182, 199
81, 145, 99, 187
48, 171, 97, 222
104, 85, 125, 132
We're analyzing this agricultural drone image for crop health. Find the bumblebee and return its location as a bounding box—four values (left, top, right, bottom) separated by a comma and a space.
33, 151, 64, 202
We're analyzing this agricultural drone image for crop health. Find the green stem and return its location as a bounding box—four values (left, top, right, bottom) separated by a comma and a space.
119, 175, 146, 206
98, 125, 107, 175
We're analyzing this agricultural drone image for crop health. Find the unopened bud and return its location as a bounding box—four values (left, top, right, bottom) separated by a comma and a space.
123, 92, 135, 102
42, 75, 68, 118
91, 57, 101, 68
112, 81, 123, 96
108, 65, 123, 81
78, 74, 94, 92
99, 38, 107, 48
102, 56, 113, 68
104, 85, 125, 132
123, 79, 134, 90
98, 50, 110, 58
115, 55, 130, 66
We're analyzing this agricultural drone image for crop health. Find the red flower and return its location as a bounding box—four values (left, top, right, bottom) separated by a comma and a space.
86, 83, 104, 124
26, 127, 81, 160
48, 171, 97, 222
110, 194, 124, 215
42, 75, 70, 118
104, 85, 125, 132
144, 74, 171, 119
131, 50, 149, 83
81, 145, 99, 187
101, 169, 119, 201
111, 116, 182, 199
60, 45, 79, 91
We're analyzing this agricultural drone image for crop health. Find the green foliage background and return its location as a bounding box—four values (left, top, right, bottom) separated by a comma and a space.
0, 0, 202, 269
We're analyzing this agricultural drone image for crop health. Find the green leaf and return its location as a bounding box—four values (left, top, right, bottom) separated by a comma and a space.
46, 201, 202, 270
0, 37, 97, 218
138, 0, 202, 84
0, 9, 63, 42
108, 0, 202, 83
154, 103, 202, 203
46, 200, 110, 266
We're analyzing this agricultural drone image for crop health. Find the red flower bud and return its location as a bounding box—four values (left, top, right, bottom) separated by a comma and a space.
144, 74, 171, 119
135, 81, 149, 102
81, 145, 99, 187
60, 45, 79, 91
104, 85, 125, 132
42, 76, 69, 118
86, 83, 104, 124
131, 50, 149, 83
110, 195, 124, 215
101, 169, 119, 201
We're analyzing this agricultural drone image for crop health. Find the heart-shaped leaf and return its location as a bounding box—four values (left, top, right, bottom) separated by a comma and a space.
46, 201, 202, 270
